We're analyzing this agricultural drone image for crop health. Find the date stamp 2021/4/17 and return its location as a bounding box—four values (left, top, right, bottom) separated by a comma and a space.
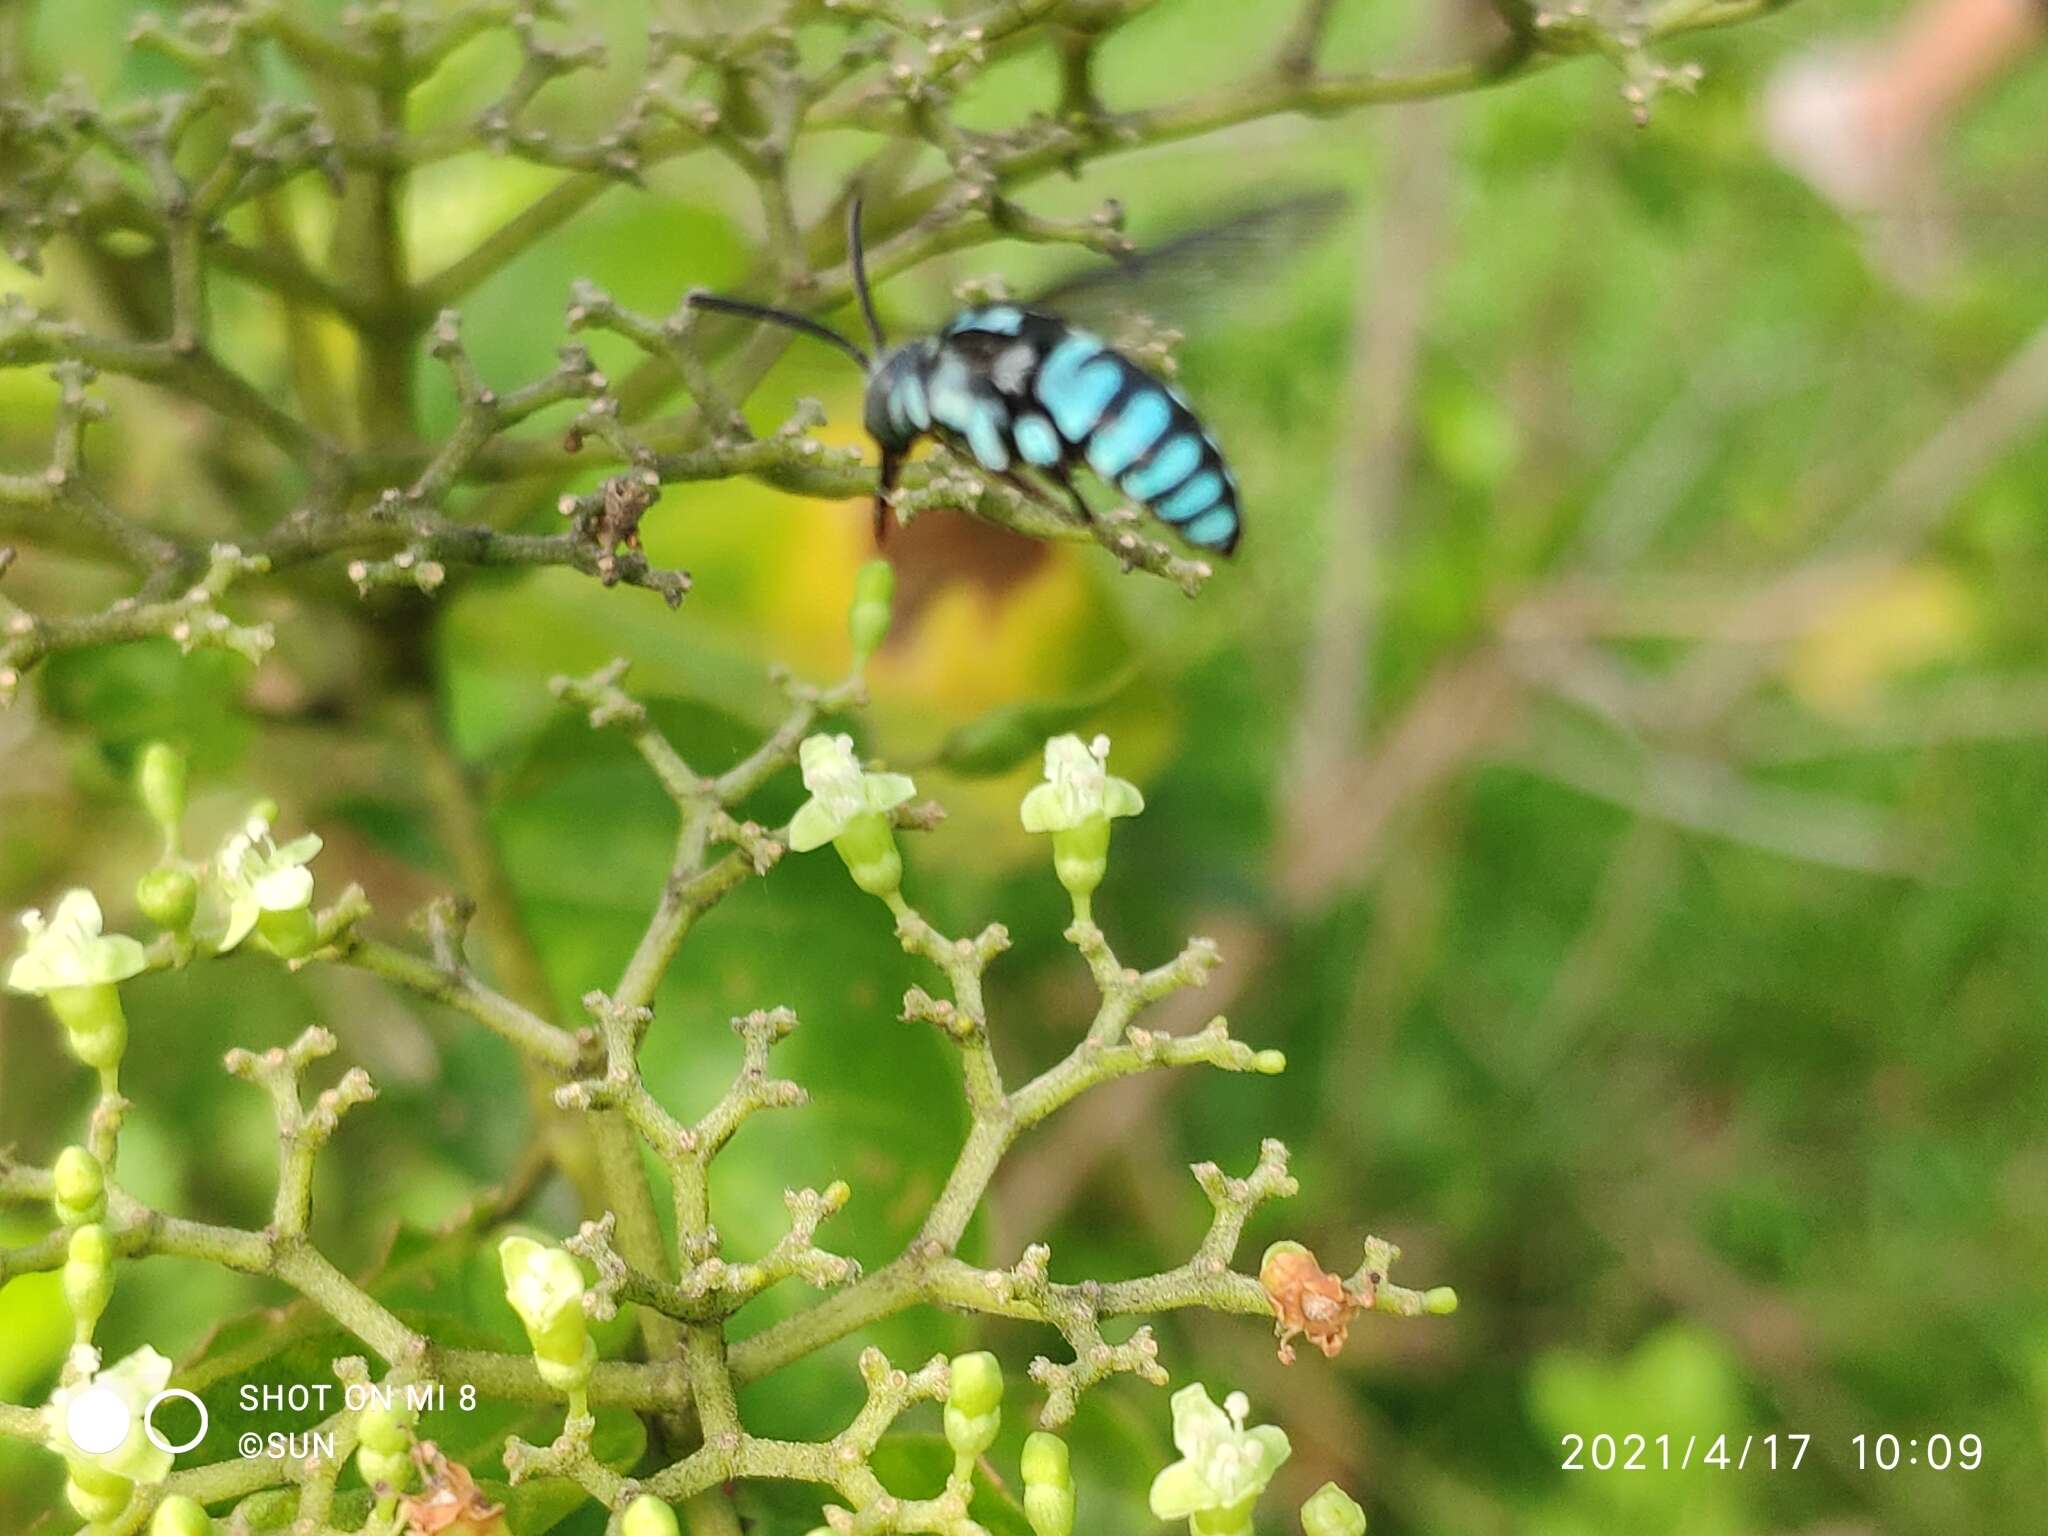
1558, 1432, 1984, 1472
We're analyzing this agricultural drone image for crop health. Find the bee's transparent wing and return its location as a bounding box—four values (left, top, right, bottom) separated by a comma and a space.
1025, 189, 1348, 334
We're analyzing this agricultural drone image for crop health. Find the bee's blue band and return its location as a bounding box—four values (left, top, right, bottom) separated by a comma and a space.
1157, 469, 1223, 525
1044, 357, 1122, 442
1033, 333, 1106, 429
1121, 433, 1202, 501
1181, 505, 1238, 549
1086, 389, 1173, 479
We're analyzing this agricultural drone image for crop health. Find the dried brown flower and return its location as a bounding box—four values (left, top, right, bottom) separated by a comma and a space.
400, 1441, 509, 1535
1260, 1241, 1367, 1364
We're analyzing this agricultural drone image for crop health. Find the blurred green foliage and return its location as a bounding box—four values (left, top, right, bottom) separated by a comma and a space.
6, 0, 2048, 1531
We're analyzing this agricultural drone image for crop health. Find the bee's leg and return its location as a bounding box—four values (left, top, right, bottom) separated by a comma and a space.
996, 469, 1063, 514
873, 451, 902, 545
1045, 467, 1095, 529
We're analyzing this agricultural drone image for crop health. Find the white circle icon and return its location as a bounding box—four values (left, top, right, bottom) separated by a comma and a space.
64, 1386, 132, 1456
144, 1389, 209, 1455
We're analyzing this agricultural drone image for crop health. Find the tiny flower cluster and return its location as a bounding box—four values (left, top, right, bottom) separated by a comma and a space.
6, 746, 331, 1093
2, 747, 348, 1531
0, 571, 1448, 1535
787, 727, 1144, 925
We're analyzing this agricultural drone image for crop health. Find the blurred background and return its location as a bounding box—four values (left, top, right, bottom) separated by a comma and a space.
4, 0, 2048, 1530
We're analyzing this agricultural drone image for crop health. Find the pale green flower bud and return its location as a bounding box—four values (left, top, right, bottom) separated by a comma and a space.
1423, 1286, 1459, 1316
787, 735, 916, 903
848, 559, 895, 668
356, 1396, 417, 1498
832, 812, 903, 900
357, 1400, 415, 1456
622, 1493, 682, 1536
63, 1222, 116, 1340
944, 1350, 1003, 1460
1019, 735, 1143, 922
1049, 818, 1109, 908
498, 1235, 593, 1396
256, 904, 318, 959
949, 1350, 1004, 1416
1022, 1431, 1075, 1536
135, 865, 199, 933
358, 1445, 411, 1497
51, 984, 128, 1071
53, 1146, 106, 1227
1300, 1483, 1367, 1536
137, 743, 188, 845
66, 1457, 132, 1524
1022, 1429, 1070, 1485
151, 1493, 214, 1536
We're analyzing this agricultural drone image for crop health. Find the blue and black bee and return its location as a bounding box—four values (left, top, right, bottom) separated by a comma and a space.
688, 199, 1247, 555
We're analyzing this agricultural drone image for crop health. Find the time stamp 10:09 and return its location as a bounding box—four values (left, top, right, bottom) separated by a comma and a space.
1559, 1432, 1984, 1472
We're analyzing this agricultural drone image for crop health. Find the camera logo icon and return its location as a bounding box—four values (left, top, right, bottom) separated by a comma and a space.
64, 1385, 209, 1457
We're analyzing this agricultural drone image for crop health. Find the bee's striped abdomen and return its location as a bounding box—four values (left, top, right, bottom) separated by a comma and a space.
921, 308, 1242, 554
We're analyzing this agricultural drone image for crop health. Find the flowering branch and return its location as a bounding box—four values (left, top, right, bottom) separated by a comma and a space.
0, 0, 1794, 701
0, 0, 1809, 1527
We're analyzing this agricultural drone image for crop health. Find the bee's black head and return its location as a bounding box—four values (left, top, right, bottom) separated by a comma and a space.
863, 340, 936, 453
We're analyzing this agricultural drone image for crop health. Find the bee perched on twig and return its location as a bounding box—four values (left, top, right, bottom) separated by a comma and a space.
688, 194, 1338, 557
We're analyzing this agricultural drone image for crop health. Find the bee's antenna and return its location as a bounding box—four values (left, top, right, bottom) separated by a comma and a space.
685, 292, 871, 371
847, 194, 886, 353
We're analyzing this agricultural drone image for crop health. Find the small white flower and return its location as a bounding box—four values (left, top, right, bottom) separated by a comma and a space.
1019, 734, 1142, 835
198, 814, 322, 953
1019, 735, 1144, 919
6, 891, 147, 996
44, 1346, 177, 1486
787, 734, 915, 854
1147, 1383, 1292, 1526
